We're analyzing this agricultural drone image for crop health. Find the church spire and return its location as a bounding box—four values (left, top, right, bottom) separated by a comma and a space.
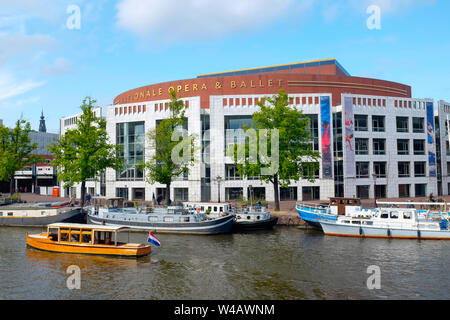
39, 109, 47, 133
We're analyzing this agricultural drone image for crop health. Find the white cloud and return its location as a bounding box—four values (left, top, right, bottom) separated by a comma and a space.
41, 58, 73, 76
0, 72, 45, 102
116, 0, 303, 40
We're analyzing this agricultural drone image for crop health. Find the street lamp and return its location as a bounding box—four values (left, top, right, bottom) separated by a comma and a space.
215, 176, 223, 203
372, 173, 377, 208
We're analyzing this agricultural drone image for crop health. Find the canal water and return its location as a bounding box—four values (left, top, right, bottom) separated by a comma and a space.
1, 226, 449, 300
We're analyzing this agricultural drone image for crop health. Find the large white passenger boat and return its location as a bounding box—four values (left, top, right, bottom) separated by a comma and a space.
320, 208, 450, 240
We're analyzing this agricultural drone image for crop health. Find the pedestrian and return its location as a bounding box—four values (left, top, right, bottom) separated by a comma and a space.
429, 192, 436, 203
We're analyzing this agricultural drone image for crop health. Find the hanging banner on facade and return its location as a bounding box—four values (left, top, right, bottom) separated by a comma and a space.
320, 96, 332, 179
426, 101, 437, 177
343, 96, 355, 177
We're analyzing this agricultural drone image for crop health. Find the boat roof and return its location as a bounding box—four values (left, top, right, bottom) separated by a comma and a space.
92, 197, 124, 200
47, 223, 129, 231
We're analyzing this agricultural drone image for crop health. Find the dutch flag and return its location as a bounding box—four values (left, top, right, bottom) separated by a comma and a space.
147, 232, 161, 247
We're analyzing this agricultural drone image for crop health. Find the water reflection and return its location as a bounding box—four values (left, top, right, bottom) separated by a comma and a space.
1, 226, 450, 299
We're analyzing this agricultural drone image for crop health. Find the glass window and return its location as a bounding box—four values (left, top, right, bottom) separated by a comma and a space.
356, 162, 369, 178
116, 122, 145, 181
355, 138, 369, 155
305, 114, 319, 151
280, 187, 298, 201
302, 187, 320, 201
355, 115, 368, 131
174, 188, 189, 201
415, 162, 426, 177
399, 184, 410, 198
225, 164, 241, 180
390, 211, 399, 219
372, 115, 385, 132
397, 139, 409, 155
356, 185, 370, 199
413, 140, 425, 155
375, 185, 386, 198
415, 184, 427, 197
374, 162, 386, 178
373, 139, 386, 155
81, 233, 92, 244
225, 188, 243, 201
398, 162, 410, 177
396, 117, 409, 132
412, 117, 424, 133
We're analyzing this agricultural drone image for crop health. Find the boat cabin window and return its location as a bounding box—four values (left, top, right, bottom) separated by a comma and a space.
47, 227, 59, 241
201, 206, 204, 212
164, 216, 174, 223
214, 206, 217, 212
70, 229, 81, 243
60, 228, 70, 242
94, 231, 114, 245
403, 212, 412, 219
81, 230, 92, 244
390, 211, 399, 219
183, 217, 190, 222
340, 200, 344, 204
8, 212, 13, 216
220, 207, 223, 212
381, 211, 389, 219
331, 200, 337, 205
148, 216, 158, 222
0, 212, 2, 216
347, 200, 352, 204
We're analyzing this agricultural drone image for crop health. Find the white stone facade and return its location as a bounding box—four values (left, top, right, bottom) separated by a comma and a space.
61, 95, 450, 202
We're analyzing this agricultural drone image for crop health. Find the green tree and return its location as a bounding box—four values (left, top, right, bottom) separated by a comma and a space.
144, 90, 196, 205
231, 89, 321, 211
49, 97, 123, 207
0, 120, 42, 195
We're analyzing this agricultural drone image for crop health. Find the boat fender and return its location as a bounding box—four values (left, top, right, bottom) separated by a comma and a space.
359, 227, 363, 236
387, 228, 391, 237
418, 230, 421, 238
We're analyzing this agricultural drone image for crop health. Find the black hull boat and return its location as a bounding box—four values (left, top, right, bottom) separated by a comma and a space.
231, 206, 278, 232
232, 216, 278, 231
87, 202, 234, 235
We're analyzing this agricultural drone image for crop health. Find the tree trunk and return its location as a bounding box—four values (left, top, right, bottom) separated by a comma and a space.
273, 174, 280, 211
9, 176, 14, 196
80, 181, 86, 208
166, 183, 171, 206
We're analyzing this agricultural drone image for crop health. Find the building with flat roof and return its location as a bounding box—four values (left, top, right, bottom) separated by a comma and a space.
62, 59, 450, 202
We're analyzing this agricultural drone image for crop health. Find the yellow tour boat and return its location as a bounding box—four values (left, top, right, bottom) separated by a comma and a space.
26, 223, 151, 258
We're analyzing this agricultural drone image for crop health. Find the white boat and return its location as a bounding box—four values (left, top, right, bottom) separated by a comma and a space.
320, 207, 450, 240
182, 202, 233, 219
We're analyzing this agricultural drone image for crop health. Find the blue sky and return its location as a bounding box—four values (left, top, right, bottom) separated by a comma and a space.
0, 0, 449, 133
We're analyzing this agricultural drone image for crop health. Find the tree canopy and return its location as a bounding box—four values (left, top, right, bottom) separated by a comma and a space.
231, 89, 321, 211
144, 90, 197, 205
0, 120, 42, 194
49, 97, 123, 206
